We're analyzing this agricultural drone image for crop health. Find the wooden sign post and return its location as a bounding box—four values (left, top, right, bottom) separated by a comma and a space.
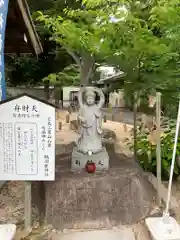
0, 94, 56, 232
133, 92, 138, 160
24, 182, 32, 231
148, 92, 162, 205
108, 103, 113, 120
156, 92, 162, 206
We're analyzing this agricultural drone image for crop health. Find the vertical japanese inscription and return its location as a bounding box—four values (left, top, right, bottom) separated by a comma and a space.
41, 126, 46, 151
41, 117, 53, 177
15, 123, 38, 175
0, 123, 14, 173
44, 154, 49, 177
47, 117, 52, 148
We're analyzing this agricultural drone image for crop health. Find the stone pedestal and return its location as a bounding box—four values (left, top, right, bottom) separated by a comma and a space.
45, 155, 154, 230
71, 147, 109, 172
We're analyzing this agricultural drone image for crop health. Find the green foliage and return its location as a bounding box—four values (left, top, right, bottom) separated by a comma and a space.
132, 120, 180, 180
22, 0, 180, 93
43, 64, 80, 86
100, 0, 180, 94
5, 44, 73, 87
37, 11, 93, 52
6, 56, 41, 86
28, 0, 82, 14
35, 1, 114, 85
6, 0, 78, 88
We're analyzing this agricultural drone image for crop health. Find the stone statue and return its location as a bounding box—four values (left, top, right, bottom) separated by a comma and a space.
71, 86, 109, 172
77, 87, 104, 154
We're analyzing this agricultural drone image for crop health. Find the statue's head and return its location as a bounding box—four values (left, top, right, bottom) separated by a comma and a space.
85, 89, 95, 105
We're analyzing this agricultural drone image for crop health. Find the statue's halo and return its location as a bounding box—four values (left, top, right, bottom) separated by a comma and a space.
84, 87, 96, 98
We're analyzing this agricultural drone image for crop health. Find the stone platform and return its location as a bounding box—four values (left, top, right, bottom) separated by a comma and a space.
31, 123, 153, 230
50, 229, 136, 240
71, 147, 109, 171
44, 152, 154, 230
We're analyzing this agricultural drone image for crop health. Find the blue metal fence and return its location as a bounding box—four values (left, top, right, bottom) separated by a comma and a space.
0, 0, 9, 100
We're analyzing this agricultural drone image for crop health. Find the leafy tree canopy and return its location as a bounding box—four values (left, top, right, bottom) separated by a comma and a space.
35, 0, 180, 91
36, 0, 121, 85
102, 0, 180, 94
9, 0, 180, 97
43, 64, 80, 86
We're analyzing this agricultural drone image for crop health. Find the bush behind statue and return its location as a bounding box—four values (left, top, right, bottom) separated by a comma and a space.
129, 120, 180, 180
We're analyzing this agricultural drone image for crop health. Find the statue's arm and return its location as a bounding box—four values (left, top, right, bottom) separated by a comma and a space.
78, 88, 86, 123
78, 115, 86, 123
95, 87, 105, 108
78, 87, 84, 109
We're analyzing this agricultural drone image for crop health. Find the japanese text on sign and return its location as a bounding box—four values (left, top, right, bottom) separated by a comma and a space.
13, 104, 39, 118
0, 95, 55, 180
15, 123, 38, 175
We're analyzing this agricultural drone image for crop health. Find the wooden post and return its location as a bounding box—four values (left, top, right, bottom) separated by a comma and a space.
108, 103, 112, 113
66, 113, 70, 123
133, 92, 138, 161
59, 121, 62, 130
156, 92, 162, 206
119, 110, 124, 122
57, 110, 61, 120
108, 103, 113, 121
24, 181, 32, 231
119, 91, 125, 122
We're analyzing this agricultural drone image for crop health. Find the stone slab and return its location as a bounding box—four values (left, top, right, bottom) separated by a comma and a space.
132, 223, 151, 240
50, 229, 135, 240
71, 147, 109, 171
45, 156, 154, 229
144, 172, 179, 210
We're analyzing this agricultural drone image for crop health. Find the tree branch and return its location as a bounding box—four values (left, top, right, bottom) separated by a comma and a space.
80, 54, 94, 85
63, 47, 81, 66
84, 62, 94, 84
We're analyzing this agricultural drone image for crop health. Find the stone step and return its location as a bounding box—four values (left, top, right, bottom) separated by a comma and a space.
49, 229, 135, 240
45, 157, 154, 230
55, 153, 71, 172
56, 154, 71, 163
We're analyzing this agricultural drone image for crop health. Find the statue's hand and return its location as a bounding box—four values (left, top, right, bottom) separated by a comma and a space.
94, 87, 105, 108
78, 116, 86, 124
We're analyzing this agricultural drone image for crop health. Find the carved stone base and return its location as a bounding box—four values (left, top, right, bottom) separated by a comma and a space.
71, 147, 109, 172
45, 156, 154, 230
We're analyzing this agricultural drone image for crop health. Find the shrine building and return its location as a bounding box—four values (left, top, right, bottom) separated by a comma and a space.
5, 0, 43, 56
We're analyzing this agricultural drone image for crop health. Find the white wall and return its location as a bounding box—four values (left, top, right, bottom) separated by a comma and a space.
63, 86, 80, 108
97, 66, 116, 80
7, 87, 52, 100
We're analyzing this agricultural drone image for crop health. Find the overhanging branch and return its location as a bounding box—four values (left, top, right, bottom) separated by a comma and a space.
63, 47, 81, 65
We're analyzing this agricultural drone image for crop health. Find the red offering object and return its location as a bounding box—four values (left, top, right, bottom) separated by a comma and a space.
85, 161, 96, 173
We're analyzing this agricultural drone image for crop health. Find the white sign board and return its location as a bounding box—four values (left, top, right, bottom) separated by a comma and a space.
0, 94, 55, 180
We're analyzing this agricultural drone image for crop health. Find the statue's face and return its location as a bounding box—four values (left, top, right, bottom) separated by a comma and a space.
86, 95, 95, 105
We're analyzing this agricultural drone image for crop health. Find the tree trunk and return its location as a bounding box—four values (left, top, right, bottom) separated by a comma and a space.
64, 47, 94, 86
80, 57, 94, 86
80, 66, 92, 86
44, 80, 50, 100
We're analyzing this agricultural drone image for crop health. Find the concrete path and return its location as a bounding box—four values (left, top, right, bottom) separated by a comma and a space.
48, 224, 151, 240
0, 181, 6, 189
50, 229, 136, 240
